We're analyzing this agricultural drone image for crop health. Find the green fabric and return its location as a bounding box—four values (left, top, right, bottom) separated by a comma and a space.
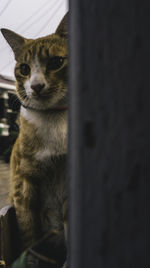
12, 252, 27, 268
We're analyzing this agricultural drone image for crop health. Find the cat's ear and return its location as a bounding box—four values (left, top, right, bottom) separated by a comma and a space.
1, 28, 27, 59
55, 12, 68, 38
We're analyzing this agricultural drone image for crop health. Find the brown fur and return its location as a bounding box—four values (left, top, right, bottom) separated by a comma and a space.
1, 13, 68, 254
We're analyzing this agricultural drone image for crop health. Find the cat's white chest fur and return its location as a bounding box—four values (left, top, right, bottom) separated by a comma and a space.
21, 106, 67, 161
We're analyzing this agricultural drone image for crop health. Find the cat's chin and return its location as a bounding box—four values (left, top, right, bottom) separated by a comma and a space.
19, 92, 67, 111
22, 102, 54, 111
21, 99, 66, 111
19, 95, 53, 111
20, 100, 49, 111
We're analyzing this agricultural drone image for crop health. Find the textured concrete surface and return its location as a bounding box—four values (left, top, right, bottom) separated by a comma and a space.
0, 160, 10, 209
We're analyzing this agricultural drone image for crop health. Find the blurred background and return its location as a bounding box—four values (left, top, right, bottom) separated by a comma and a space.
0, 0, 68, 208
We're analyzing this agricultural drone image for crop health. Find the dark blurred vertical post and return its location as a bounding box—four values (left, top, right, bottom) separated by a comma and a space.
69, 0, 150, 267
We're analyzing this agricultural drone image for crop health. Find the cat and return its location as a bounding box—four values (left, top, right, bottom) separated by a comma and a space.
1, 13, 68, 261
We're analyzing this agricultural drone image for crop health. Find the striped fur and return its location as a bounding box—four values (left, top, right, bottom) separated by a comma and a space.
1, 13, 68, 262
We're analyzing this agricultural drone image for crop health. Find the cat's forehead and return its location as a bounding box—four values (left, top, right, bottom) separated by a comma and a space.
20, 34, 67, 62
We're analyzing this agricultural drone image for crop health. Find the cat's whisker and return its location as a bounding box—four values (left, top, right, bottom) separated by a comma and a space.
20, 92, 28, 99
10, 95, 21, 109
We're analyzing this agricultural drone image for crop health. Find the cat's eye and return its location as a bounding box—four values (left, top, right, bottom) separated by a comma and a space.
47, 56, 65, 71
20, 63, 30, 76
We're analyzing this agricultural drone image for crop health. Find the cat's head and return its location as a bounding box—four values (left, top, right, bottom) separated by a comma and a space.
1, 13, 68, 111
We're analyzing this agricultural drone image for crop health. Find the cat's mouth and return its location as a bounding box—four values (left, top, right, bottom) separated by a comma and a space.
29, 91, 55, 103
32, 93, 51, 99
19, 86, 67, 111
30, 88, 56, 100
20, 92, 67, 111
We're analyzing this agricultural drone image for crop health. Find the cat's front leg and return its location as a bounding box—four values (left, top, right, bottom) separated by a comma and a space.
10, 143, 44, 250
10, 173, 42, 250
15, 200, 39, 250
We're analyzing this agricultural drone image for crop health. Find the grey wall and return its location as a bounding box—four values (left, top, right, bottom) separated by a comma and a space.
69, 0, 150, 267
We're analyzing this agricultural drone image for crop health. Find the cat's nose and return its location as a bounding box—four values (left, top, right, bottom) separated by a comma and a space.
31, 83, 45, 94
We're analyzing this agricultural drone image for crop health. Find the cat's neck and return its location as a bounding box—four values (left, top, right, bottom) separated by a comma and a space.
21, 103, 68, 112
20, 105, 67, 122
20, 105, 67, 158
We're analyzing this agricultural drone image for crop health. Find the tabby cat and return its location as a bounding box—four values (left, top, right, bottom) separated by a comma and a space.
1, 13, 68, 260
